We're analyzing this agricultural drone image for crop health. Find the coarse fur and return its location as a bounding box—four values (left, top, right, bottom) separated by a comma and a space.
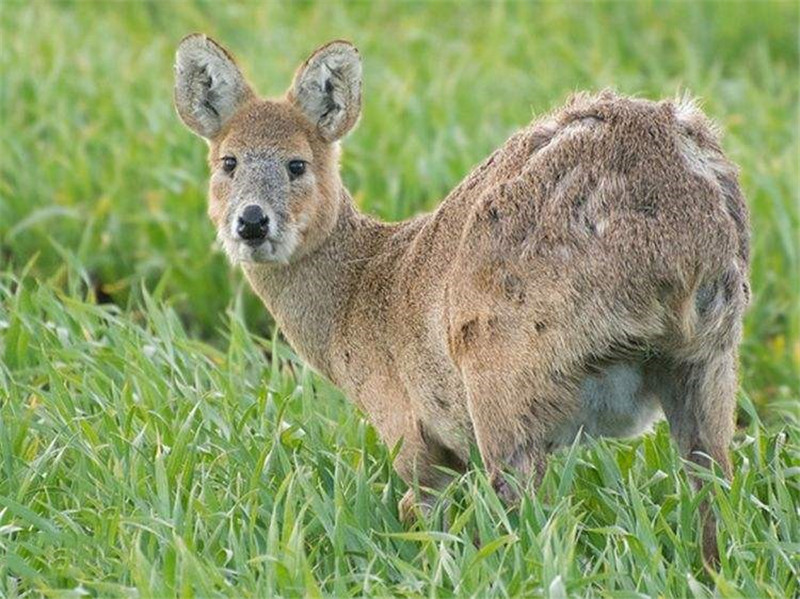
174, 34, 749, 563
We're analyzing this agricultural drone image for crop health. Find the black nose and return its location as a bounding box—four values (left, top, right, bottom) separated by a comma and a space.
236, 205, 269, 244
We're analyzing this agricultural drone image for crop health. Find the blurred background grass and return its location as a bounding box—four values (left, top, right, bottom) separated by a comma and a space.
1, 2, 799, 596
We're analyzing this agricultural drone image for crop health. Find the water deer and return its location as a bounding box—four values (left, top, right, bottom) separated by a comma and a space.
174, 34, 749, 562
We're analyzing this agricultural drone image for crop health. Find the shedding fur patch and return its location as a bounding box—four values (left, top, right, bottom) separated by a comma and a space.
672, 94, 750, 266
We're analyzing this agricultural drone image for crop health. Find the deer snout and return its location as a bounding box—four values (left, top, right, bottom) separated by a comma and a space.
236, 204, 270, 245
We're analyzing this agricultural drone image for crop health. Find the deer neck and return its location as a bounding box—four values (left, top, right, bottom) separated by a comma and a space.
240, 189, 394, 381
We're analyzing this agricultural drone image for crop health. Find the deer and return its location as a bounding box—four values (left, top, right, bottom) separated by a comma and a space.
173, 34, 749, 563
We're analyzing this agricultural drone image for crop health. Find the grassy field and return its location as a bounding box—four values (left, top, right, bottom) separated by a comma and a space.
1, 1, 798, 597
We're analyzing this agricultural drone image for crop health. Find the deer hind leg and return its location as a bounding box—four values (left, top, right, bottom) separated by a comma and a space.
650, 353, 736, 476
647, 352, 737, 564
649, 265, 746, 563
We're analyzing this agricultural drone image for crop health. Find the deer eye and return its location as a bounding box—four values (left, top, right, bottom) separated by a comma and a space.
221, 156, 237, 174
287, 160, 307, 179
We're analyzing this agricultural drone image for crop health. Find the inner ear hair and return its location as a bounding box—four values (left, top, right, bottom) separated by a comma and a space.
174, 34, 254, 140
290, 41, 362, 142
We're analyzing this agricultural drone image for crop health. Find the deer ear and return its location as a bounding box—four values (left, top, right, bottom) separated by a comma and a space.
289, 41, 362, 142
174, 34, 254, 140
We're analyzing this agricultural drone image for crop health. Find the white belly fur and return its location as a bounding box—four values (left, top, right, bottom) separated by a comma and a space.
548, 363, 662, 447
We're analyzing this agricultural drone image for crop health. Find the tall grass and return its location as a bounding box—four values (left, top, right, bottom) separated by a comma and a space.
1, 273, 798, 597
1, 1, 798, 596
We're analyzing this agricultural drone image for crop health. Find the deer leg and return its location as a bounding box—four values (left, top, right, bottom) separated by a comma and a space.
394, 414, 467, 523
647, 351, 737, 564
459, 349, 581, 503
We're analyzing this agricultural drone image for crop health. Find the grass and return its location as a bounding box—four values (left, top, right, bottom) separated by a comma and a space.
1, 1, 798, 597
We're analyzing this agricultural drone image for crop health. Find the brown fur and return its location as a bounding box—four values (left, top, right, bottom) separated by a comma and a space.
174, 35, 749, 563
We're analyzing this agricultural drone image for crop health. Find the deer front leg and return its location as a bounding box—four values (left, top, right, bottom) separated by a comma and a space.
397, 425, 468, 522
372, 404, 467, 523
461, 361, 581, 503
449, 310, 584, 503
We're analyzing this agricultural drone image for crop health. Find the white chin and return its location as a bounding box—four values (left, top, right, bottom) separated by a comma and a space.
222, 237, 297, 265
238, 241, 277, 263
233, 241, 279, 264
218, 227, 300, 265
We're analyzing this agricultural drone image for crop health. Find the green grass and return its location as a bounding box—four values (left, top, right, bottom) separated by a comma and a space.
1, 1, 798, 597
